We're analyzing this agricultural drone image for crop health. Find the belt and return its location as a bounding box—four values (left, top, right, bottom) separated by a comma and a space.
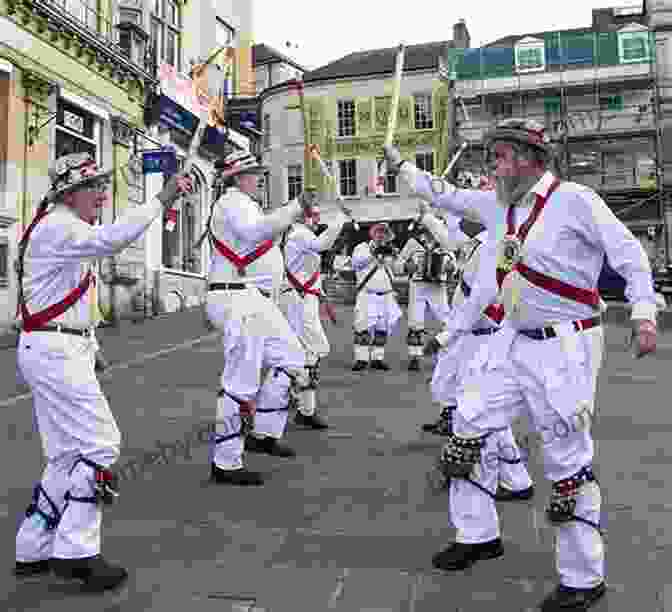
208, 283, 271, 299
367, 290, 392, 296
24, 324, 95, 337
519, 316, 601, 341
472, 327, 499, 336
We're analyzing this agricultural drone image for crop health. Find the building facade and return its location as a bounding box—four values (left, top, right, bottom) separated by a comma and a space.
260, 9, 669, 267
0, 0, 256, 329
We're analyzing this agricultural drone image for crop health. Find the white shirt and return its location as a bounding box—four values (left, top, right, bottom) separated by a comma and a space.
351, 241, 396, 293
208, 187, 302, 294
283, 213, 347, 293
400, 163, 657, 326
21, 199, 164, 329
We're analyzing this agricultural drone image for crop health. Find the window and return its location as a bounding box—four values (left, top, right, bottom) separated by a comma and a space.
416, 152, 434, 174
414, 94, 433, 130
0, 241, 7, 287
491, 101, 513, 118
259, 173, 271, 210
600, 95, 623, 111
150, 0, 181, 72
61, 0, 99, 32
376, 157, 398, 194
263, 114, 270, 148
515, 40, 545, 72
55, 100, 101, 222
618, 32, 650, 63
288, 164, 302, 201
339, 159, 357, 196
544, 97, 561, 114
337, 100, 355, 137
162, 163, 203, 273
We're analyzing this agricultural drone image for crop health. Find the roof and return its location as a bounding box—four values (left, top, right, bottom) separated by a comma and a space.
252, 43, 307, 71
484, 27, 595, 48
303, 40, 453, 83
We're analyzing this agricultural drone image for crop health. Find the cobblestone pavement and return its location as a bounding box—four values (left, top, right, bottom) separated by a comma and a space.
0, 305, 669, 611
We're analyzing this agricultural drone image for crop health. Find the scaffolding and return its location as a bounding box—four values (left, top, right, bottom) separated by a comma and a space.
446, 29, 670, 264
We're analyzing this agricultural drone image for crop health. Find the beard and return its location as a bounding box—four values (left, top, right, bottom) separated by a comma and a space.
496, 174, 538, 207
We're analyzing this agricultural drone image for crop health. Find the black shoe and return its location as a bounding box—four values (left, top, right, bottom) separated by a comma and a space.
352, 360, 368, 371
294, 412, 329, 430
495, 485, 535, 502
210, 464, 264, 485
370, 360, 390, 371
245, 436, 296, 458
408, 358, 420, 371
539, 582, 606, 611
50, 555, 128, 592
13, 559, 51, 577
431, 538, 504, 571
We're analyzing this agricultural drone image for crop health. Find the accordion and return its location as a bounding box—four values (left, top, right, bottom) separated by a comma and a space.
413, 249, 457, 283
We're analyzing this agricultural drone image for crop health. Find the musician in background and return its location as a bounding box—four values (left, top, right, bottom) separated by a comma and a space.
351, 223, 403, 371
396, 223, 457, 371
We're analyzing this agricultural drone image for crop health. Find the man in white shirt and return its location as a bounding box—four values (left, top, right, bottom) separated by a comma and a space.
279, 203, 348, 429
204, 150, 313, 487
419, 204, 534, 502
14, 152, 193, 591
386, 118, 658, 611
396, 224, 454, 371
351, 223, 403, 371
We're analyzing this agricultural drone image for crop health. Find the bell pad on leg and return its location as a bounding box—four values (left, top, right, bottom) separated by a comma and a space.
218, 389, 254, 436
546, 466, 596, 524
353, 330, 372, 345
373, 330, 388, 347
67, 457, 119, 506
438, 432, 488, 478
406, 328, 425, 346
25, 484, 62, 531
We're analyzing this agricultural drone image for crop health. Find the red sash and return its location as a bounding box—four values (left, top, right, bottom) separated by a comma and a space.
17, 207, 94, 332
211, 235, 274, 276
286, 269, 321, 297
495, 178, 599, 308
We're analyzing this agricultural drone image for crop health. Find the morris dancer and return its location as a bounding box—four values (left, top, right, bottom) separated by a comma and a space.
387, 118, 658, 611
396, 223, 454, 371
418, 203, 534, 502
14, 152, 192, 590
351, 223, 402, 371
203, 150, 314, 486
279, 202, 349, 429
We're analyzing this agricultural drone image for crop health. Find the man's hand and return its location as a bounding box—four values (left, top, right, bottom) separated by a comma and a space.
156, 172, 194, 206
383, 144, 403, 169
417, 200, 430, 219
423, 336, 442, 356
239, 399, 257, 418
631, 319, 657, 358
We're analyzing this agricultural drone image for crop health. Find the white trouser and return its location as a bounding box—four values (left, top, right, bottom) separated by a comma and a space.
430, 330, 532, 492
16, 331, 120, 561
451, 325, 604, 589
206, 288, 306, 469
407, 281, 449, 357
353, 290, 403, 362
278, 289, 327, 416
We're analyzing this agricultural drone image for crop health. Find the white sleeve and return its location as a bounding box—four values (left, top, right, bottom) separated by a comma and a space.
575, 189, 657, 322
227, 199, 303, 243
351, 243, 374, 272
421, 213, 471, 252
33, 199, 163, 263
398, 161, 499, 228
295, 213, 348, 253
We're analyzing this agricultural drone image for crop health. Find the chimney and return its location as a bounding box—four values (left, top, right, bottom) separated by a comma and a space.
453, 19, 470, 49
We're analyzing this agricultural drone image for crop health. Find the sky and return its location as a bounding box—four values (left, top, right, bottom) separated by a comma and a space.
253, 0, 644, 71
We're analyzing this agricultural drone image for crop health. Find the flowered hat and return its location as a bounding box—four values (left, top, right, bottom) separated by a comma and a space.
45, 152, 113, 202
